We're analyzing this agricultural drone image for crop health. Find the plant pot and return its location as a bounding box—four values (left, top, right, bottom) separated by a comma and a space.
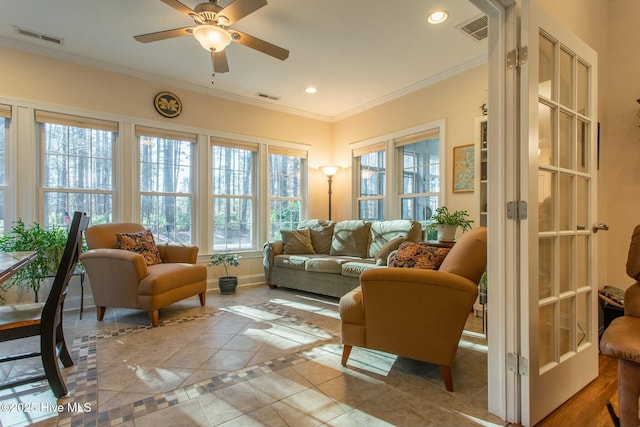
218, 276, 238, 295
436, 224, 458, 242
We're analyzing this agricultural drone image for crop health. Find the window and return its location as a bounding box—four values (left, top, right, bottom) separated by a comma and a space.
354, 142, 386, 220
211, 138, 257, 251
269, 147, 306, 239
137, 126, 194, 244
395, 128, 441, 229
37, 111, 116, 229
0, 105, 8, 233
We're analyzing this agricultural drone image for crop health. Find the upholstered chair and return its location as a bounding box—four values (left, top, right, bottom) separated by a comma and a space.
339, 227, 487, 392
80, 223, 207, 327
600, 224, 640, 427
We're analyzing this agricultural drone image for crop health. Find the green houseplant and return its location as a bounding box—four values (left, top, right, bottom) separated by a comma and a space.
427, 206, 473, 242
208, 251, 240, 295
0, 219, 68, 302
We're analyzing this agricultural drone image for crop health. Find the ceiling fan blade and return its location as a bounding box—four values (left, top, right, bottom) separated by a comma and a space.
212, 50, 230, 73
229, 30, 289, 61
220, 0, 267, 24
134, 27, 194, 43
160, 0, 197, 17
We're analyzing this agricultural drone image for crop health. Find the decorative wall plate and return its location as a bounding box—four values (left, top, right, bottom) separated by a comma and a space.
154, 91, 182, 118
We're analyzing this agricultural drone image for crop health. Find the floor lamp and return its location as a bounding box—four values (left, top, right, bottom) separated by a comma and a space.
320, 166, 340, 220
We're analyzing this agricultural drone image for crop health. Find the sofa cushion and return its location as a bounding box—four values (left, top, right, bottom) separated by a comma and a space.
116, 229, 163, 266
374, 236, 406, 266
281, 228, 316, 254
305, 257, 360, 274
274, 254, 320, 270
369, 220, 422, 258
388, 241, 450, 270
342, 260, 383, 277
330, 220, 371, 258
297, 220, 335, 254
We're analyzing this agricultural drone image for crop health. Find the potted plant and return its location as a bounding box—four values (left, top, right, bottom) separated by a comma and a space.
427, 206, 473, 242
0, 219, 68, 303
479, 271, 488, 305
208, 251, 240, 295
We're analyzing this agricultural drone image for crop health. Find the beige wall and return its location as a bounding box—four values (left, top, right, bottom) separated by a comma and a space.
538, 0, 638, 289
331, 66, 488, 222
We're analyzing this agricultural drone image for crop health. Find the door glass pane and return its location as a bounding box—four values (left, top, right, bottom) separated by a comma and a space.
559, 236, 573, 294
559, 112, 573, 170
539, 237, 554, 299
560, 47, 574, 108
539, 170, 555, 232
577, 120, 589, 173
577, 177, 588, 231
576, 235, 588, 289
539, 304, 555, 368
559, 298, 572, 356
577, 292, 589, 346
538, 102, 554, 166
539, 34, 555, 99
577, 61, 589, 116
559, 174, 572, 231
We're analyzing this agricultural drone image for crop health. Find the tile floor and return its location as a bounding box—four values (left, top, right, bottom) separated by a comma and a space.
0, 285, 506, 427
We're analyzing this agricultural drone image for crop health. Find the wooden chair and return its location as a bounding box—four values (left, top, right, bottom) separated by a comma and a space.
0, 211, 89, 398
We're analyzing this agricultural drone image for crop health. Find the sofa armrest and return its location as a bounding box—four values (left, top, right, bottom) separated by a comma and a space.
263, 241, 284, 284
157, 242, 198, 264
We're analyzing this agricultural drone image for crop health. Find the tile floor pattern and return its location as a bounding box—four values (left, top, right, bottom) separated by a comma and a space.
0, 285, 506, 427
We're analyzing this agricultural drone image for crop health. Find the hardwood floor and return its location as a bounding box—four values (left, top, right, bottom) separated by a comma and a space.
535, 354, 620, 427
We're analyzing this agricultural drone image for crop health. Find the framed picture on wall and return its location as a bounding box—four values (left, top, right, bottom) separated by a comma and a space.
452, 144, 475, 192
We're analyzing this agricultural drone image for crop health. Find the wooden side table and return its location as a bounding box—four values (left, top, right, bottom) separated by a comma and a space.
420, 240, 456, 249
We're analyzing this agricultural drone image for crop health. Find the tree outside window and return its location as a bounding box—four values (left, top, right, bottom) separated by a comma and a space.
269, 152, 304, 239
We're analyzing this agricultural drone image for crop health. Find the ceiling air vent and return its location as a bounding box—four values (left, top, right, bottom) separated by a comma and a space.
15, 27, 63, 45
255, 92, 280, 101
457, 15, 488, 42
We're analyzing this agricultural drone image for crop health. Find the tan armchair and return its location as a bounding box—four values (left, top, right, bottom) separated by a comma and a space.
79, 223, 207, 327
339, 227, 487, 392
600, 224, 640, 427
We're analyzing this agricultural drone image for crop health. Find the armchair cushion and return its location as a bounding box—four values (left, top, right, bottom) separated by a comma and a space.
388, 241, 450, 270
281, 228, 316, 255
116, 229, 162, 266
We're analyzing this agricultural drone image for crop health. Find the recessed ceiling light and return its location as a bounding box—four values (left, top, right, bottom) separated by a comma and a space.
305, 87, 317, 94
428, 10, 449, 24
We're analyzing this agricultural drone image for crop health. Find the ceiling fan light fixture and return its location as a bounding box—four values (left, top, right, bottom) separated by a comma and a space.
193, 24, 232, 52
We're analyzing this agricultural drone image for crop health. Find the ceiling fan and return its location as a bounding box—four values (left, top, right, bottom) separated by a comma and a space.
134, 0, 289, 75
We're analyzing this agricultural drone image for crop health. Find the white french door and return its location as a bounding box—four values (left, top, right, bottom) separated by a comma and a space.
516, 1, 599, 425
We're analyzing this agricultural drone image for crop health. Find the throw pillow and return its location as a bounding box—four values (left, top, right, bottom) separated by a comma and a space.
388, 241, 450, 270
374, 236, 406, 266
297, 219, 335, 254
116, 229, 163, 266
281, 228, 316, 255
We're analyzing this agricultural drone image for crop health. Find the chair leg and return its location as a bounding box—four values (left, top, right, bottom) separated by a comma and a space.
341, 345, 352, 366
97, 306, 106, 321
439, 365, 454, 392
199, 291, 206, 306
148, 310, 159, 327
56, 319, 73, 368
41, 326, 68, 398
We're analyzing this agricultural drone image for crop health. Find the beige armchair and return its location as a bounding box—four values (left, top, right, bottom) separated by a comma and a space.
79, 223, 207, 327
600, 224, 640, 427
339, 227, 487, 392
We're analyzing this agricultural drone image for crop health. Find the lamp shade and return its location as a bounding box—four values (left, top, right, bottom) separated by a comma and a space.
320, 165, 341, 177
193, 25, 232, 52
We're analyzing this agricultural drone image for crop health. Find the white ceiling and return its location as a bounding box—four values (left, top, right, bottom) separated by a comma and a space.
0, 0, 487, 121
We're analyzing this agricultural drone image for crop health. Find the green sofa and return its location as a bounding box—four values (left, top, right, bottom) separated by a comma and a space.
262, 219, 422, 298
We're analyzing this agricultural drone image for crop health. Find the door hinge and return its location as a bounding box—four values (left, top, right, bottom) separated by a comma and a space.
508, 352, 529, 376
507, 46, 528, 69
507, 201, 528, 220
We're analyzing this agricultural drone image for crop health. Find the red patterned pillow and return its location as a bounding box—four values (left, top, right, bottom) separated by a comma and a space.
388, 241, 450, 270
116, 229, 163, 266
